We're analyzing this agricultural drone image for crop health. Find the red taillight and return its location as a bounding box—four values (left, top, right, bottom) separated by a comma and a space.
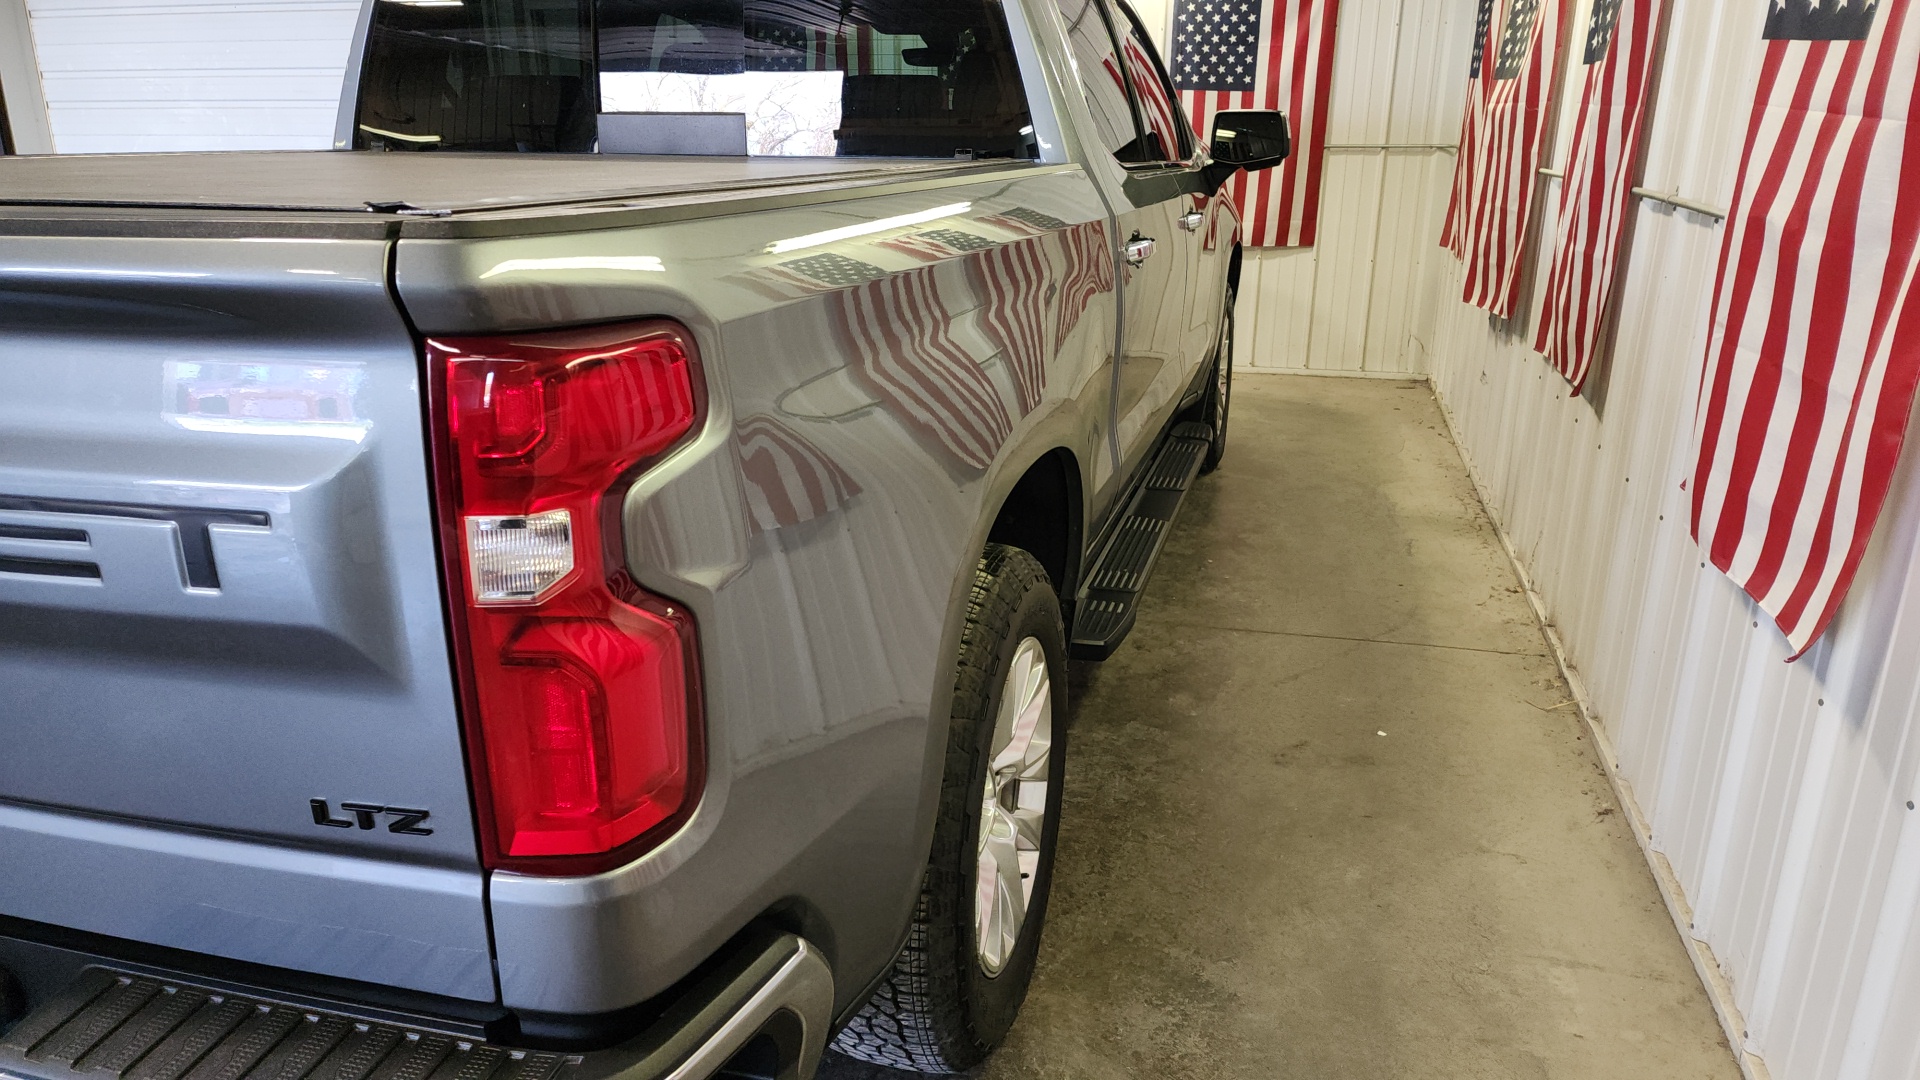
427, 320, 703, 874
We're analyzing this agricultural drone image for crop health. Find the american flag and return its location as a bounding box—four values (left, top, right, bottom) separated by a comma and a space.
1170, 0, 1342, 248
833, 266, 1013, 471
876, 228, 998, 263
979, 206, 1071, 235
1691, 0, 1920, 658
732, 252, 890, 302
1441, 0, 1499, 254
967, 238, 1057, 417
743, 20, 897, 75
1533, 0, 1666, 391
1445, 0, 1569, 317
737, 414, 862, 533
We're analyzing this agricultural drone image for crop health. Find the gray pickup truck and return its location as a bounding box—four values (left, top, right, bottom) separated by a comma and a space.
0, 0, 1285, 1076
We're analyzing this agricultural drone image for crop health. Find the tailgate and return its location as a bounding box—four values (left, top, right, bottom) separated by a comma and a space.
0, 232, 493, 1001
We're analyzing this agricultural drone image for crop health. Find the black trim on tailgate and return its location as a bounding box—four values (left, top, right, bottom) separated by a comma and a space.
0, 916, 512, 1043
0, 916, 808, 1055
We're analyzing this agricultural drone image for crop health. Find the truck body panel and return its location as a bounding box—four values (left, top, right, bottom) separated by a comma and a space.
0, 236, 492, 999
0, 802, 493, 1000
390, 162, 1120, 1015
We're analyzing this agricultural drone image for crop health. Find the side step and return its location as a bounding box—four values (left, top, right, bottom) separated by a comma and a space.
1069, 422, 1212, 661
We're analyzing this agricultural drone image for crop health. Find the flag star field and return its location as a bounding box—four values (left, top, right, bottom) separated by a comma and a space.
1171, 0, 1261, 92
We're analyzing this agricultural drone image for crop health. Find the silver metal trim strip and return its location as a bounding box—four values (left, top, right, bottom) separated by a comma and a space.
1535, 168, 1726, 221
333, 0, 376, 150
1631, 186, 1728, 221
660, 938, 834, 1080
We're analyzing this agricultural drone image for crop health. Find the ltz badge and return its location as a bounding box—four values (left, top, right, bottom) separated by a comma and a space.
310, 799, 434, 835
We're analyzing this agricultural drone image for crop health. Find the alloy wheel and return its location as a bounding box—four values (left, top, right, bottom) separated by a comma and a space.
973, 636, 1053, 976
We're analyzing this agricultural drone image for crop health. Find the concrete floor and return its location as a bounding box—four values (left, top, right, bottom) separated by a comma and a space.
827, 376, 1741, 1080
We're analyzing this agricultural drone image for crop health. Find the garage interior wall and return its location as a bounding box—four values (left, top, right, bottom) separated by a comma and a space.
1225, 0, 1475, 377
18, 0, 358, 152
1418, 2, 1920, 1080
1, 0, 52, 152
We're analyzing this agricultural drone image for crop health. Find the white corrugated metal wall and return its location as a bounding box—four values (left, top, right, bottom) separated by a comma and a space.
1166, 1, 1920, 1072
1419, 1, 1920, 1078
15, 0, 358, 152
1222, 0, 1473, 376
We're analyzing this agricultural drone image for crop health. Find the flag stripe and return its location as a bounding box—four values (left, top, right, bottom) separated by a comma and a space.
1534, 0, 1665, 392
1055, 219, 1116, 348
738, 414, 862, 533
1692, 0, 1920, 657
1296, 0, 1339, 245
1743, 37, 1890, 600
1447, 0, 1568, 318
968, 238, 1056, 416
834, 268, 1012, 470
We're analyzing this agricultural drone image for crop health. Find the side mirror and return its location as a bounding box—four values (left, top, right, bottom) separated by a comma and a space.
1202, 110, 1291, 194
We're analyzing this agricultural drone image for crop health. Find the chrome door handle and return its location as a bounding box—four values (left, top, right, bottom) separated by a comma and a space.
1179, 211, 1205, 232
1124, 236, 1156, 267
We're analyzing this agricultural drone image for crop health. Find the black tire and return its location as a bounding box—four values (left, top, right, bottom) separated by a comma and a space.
1199, 286, 1236, 474
829, 544, 1069, 1076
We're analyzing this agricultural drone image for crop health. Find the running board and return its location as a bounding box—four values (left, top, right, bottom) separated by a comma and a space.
1069, 422, 1211, 661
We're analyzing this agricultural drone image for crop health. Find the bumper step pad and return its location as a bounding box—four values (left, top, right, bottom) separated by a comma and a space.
1069, 421, 1212, 660
0, 969, 573, 1080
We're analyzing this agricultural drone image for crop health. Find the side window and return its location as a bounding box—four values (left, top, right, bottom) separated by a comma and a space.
355, 0, 598, 153
1053, 0, 1143, 161
1111, 4, 1187, 162
1054, 0, 1185, 165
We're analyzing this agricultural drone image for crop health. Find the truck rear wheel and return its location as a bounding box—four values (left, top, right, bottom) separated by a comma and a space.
829, 544, 1069, 1075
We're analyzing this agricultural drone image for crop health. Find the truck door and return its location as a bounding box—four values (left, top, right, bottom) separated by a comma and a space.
1105, 2, 1228, 384
1054, 0, 1204, 512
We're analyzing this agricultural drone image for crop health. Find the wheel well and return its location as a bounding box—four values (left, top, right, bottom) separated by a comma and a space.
986, 449, 1082, 600
1227, 243, 1244, 294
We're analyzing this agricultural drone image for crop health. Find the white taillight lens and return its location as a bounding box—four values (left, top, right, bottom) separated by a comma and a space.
465, 509, 574, 603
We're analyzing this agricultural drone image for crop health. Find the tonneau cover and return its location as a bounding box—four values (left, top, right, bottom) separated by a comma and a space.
0, 150, 962, 215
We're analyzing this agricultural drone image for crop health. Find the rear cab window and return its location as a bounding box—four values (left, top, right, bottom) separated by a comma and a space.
354, 0, 1037, 158
356, 0, 598, 153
